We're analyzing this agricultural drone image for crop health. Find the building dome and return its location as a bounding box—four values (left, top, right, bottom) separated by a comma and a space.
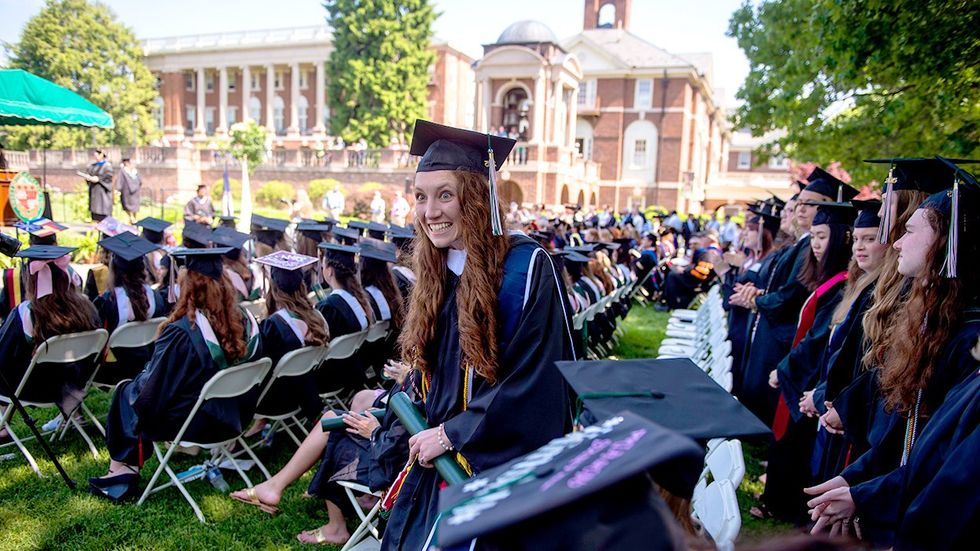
496, 20, 558, 44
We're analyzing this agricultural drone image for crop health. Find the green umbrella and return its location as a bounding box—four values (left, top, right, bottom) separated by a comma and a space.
0, 69, 113, 128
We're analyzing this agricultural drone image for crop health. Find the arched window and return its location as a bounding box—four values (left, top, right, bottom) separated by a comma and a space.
273, 95, 285, 135
501, 87, 530, 140
598, 3, 616, 28
623, 119, 659, 184
560, 185, 570, 205
248, 96, 262, 124
297, 95, 309, 133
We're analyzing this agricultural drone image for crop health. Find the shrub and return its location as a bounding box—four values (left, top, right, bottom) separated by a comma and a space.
211, 178, 242, 203
255, 180, 296, 208
308, 178, 340, 205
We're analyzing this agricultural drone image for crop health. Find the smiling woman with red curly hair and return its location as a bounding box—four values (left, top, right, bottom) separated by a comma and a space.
381, 121, 576, 551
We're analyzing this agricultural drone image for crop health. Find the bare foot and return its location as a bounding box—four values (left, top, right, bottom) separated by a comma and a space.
230, 480, 282, 508
244, 419, 268, 439
297, 525, 350, 545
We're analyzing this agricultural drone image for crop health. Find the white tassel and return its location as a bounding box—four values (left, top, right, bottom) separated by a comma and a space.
879, 166, 896, 244
487, 143, 503, 236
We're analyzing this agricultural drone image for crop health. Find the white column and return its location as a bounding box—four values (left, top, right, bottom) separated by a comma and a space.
566, 87, 577, 148
241, 65, 251, 122
480, 77, 492, 133
217, 66, 228, 134
532, 73, 545, 143
313, 61, 326, 136
194, 67, 206, 137
288, 62, 300, 137
265, 64, 275, 133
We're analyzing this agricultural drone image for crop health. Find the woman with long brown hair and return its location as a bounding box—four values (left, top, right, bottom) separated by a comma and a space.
92, 247, 262, 501
0, 245, 99, 443
805, 159, 980, 545
381, 121, 575, 550
211, 228, 260, 302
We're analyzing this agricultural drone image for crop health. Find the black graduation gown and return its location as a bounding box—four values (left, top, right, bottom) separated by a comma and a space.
762, 278, 844, 523
740, 237, 810, 424
255, 313, 323, 423
365, 288, 399, 380
0, 302, 100, 411
381, 237, 575, 551
315, 292, 369, 393
726, 256, 771, 388
392, 265, 415, 301
104, 317, 264, 465
92, 287, 168, 386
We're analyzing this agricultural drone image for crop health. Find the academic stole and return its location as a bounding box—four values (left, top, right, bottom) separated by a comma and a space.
3, 268, 23, 312
195, 307, 260, 369
772, 271, 848, 440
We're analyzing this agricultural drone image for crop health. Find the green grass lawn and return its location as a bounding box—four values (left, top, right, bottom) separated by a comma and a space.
612, 304, 795, 544
0, 300, 791, 550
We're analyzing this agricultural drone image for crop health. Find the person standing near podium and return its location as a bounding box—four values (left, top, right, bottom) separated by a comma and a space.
77, 149, 113, 222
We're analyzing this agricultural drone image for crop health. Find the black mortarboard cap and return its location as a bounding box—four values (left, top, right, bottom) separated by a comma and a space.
803, 167, 858, 202
367, 222, 389, 240
922, 157, 980, 278
210, 227, 250, 250
218, 215, 237, 229
254, 251, 317, 294
296, 221, 332, 242
557, 358, 771, 441
250, 214, 290, 233
98, 231, 159, 267
556, 250, 591, 264
411, 119, 516, 175
318, 242, 358, 268
332, 227, 361, 246
811, 201, 857, 227
16, 245, 75, 260
182, 222, 212, 248
359, 240, 397, 263
749, 202, 781, 236
136, 217, 172, 244
169, 247, 232, 280
851, 199, 882, 229
346, 220, 370, 236
435, 411, 703, 549
387, 224, 415, 241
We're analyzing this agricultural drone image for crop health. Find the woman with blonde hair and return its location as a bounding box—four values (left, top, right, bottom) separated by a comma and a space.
381, 121, 575, 550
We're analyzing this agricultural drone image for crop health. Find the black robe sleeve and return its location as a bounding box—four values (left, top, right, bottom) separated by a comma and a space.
755, 238, 811, 324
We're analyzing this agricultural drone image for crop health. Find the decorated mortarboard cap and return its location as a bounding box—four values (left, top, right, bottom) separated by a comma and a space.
254, 251, 318, 293
811, 201, 857, 227
318, 242, 359, 267
922, 157, 980, 278
332, 227, 361, 246
98, 231, 159, 267
556, 358, 771, 441
410, 119, 517, 236
136, 217, 172, 244
169, 247, 231, 280
16, 245, 75, 260
15, 217, 67, 239
803, 168, 858, 202
95, 216, 138, 238
851, 199, 882, 229
182, 221, 212, 248
435, 411, 702, 549
358, 240, 397, 263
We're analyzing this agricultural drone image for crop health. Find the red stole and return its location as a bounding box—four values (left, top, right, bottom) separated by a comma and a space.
772, 271, 848, 440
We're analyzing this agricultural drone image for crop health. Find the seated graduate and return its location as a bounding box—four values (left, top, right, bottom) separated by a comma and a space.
250, 215, 291, 256
1, 224, 76, 321
91, 233, 169, 386
181, 221, 212, 249
250, 251, 328, 428
0, 245, 100, 443
315, 243, 374, 393
661, 231, 723, 310
230, 362, 414, 545
387, 225, 417, 300
83, 245, 112, 302
134, 217, 172, 285
359, 239, 406, 381
295, 221, 333, 299
92, 247, 262, 501
211, 227, 260, 302
332, 226, 361, 247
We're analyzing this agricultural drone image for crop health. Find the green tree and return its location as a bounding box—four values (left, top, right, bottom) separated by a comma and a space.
225, 120, 269, 175
4, 0, 160, 149
728, 0, 980, 184
324, 0, 436, 147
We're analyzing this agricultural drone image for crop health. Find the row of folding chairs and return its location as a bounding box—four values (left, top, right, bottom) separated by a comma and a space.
571, 281, 634, 359
652, 285, 743, 549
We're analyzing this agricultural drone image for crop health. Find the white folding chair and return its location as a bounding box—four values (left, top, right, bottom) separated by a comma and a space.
692, 479, 741, 551
250, 346, 329, 455
92, 317, 167, 393
318, 330, 369, 410
365, 320, 390, 343
137, 358, 274, 523
0, 329, 109, 474
337, 480, 384, 551
705, 439, 745, 487
241, 299, 267, 321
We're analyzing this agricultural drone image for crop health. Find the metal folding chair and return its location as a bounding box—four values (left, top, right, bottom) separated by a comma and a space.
318, 330, 369, 410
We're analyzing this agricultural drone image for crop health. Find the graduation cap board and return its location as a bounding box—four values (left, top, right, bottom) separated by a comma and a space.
359, 240, 397, 263
318, 242, 358, 268
169, 247, 232, 280
556, 358, 771, 441
15, 245, 76, 298
410, 119, 517, 236
182, 222, 212, 248
435, 411, 703, 549
295, 221, 333, 242
95, 216, 138, 238
366, 222, 388, 239
250, 214, 289, 247
254, 251, 318, 294
14, 218, 66, 238
136, 217, 172, 244
332, 227, 360, 246
924, 157, 980, 278
851, 199, 882, 229
811, 201, 857, 227
346, 220, 370, 235
210, 227, 250, 250
98, 231, 159, 267
803, 167, 858, 203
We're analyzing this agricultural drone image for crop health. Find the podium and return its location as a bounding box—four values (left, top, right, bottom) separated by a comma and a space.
0, 170, 17, 225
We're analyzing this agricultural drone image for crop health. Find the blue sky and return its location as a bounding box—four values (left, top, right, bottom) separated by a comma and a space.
0, 0, 749, 105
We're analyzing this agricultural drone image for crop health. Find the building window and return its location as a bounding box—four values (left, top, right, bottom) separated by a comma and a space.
152, 97, 164, 130
154, 75, 162, 90
635, 79, 653, 109
737, 151, 751, 170
273, 95, 285, 135
299, 70, 308, 90
768, 155, 788, 170
250, 72, 260, 92
206, 72, 214, 93
298, 95, 309, 133
577, 80, 596, 108
205, 107, 216, 135
228, 106, 238, 125
501, 87, 530, 140
185, 106, 195, 133
275, 71, 284, 91
248, 96, 262, 124
185, 72, 195, 92
228, 72, 237, 92
631, 139, 648, 168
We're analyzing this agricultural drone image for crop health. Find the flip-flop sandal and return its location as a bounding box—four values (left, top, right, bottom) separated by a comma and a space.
229, 487, 279, 514
297, 528, 347, 546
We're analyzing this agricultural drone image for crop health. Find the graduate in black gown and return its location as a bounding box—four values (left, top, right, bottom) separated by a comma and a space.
805, 158, 980, 546
92, 247, 262, 501
315, 243, 374, 393
251, 251, 328, 427
360, 239, 405, 381
91, 232, 169, 386
211, 227, 260, 302
135, 217, 172, 285
0, 245, 100, 444
761, 201, 855, 523
381, 120, 575, 551
388, 225, 417, 300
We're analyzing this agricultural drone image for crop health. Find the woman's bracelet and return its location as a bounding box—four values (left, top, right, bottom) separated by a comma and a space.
437, 423, 454, 452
